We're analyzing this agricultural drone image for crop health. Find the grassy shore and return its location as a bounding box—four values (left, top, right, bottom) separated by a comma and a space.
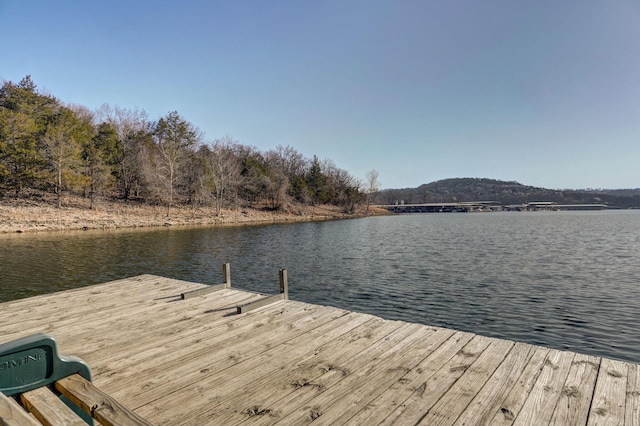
0, 194, 388, 234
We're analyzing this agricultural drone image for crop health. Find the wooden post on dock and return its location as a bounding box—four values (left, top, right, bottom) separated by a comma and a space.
280, 269, 288, 300
223, 263, 231, 288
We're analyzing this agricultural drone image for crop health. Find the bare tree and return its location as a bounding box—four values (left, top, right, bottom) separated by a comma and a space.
365, 169, 381, 214
319, 158, 362, 212
42, 114, 86, 208
96, 104, 152, 201
198, 136, 243, 215
265, 145, 306, 210
335, 167, 361, 213
269, 145, 307, 178
266, 145, 309, 204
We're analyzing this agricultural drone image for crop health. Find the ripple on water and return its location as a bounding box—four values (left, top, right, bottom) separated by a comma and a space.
1, 211, 640, 363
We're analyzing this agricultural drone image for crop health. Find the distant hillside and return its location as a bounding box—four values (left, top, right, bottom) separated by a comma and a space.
377, 178, 640, 208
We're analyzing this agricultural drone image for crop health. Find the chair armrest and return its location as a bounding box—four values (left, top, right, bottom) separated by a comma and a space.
55, 375, 152, 426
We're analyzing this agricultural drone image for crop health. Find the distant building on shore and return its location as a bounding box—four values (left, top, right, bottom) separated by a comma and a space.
505, 202, 608, 211
383, 201, 609, 213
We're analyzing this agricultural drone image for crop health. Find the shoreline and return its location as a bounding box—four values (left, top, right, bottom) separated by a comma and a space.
0, 196, 388, 234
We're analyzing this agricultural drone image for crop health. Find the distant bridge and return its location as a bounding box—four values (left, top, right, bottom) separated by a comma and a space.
379, 201, 608, 213
379, 202, 502, 213
514, 202, 608, 211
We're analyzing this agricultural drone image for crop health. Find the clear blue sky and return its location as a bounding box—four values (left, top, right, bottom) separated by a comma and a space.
2, 0, 639, 190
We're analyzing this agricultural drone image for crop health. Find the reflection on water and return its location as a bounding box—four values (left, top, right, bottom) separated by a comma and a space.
1, 211, 639, 363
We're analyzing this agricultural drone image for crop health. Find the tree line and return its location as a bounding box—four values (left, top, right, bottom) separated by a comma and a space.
1, 76, 375, 214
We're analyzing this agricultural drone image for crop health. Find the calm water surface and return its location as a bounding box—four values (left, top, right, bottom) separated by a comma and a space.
1, 211, 639, 363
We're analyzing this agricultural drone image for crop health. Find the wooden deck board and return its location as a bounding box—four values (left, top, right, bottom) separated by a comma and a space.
549, 353, 600, 426
587, 358, 629, 426
416, 338, 516, 425
98, 301, 319, 388
0, 275, 208, 339
116, 304, 346, 408
86, 291, 266, 367
235, 319, 421, 426
487, 345, 551, 425
122, 308, 352, 414
376, 334, 494, 426
341, 328, 465, 426
175, 316, 406, 425
184, 316, 395, 425
270, 323, 429, 425
2, 275, 639, 426
452, 342, 538, 426
513, 349, 576, 425
4, 288, 256, 347
626, 363, 640, 426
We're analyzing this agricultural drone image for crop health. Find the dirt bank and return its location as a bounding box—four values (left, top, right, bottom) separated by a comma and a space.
0, 195, 389, 234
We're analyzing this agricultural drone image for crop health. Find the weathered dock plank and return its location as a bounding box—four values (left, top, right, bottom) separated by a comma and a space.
237, 319, 417, 426
377, 334, 493, 426
627, 363, 640, 426
588, 358, 629, 426
417, 338, 516, 425
186, 320, 419, 425
275, 323, 428, 425
487, 345, 551, 425
120, 304, 347, 410
549, 353, 600, 426
2, 275, 639, 426
342, 328, 464, 426
513, 349, 576, 425
453, 342, 538, 426
184, 315, 393, 425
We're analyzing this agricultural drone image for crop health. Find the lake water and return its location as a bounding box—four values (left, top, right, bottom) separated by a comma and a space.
1, 210, 639, 363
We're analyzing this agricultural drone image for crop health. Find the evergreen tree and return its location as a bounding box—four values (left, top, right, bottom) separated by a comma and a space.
306, 155, 327, 204
83, 122, 119, 207
152, 111, 200, 216
0, 76, 56, 194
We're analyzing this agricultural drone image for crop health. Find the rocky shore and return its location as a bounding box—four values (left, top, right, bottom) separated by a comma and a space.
0, 195, 387, 234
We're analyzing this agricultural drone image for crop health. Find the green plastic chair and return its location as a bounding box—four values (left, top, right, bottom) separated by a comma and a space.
0, 333, 93, 424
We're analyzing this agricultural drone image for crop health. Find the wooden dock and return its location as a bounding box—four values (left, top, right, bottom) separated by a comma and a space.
1, 274, 638, 425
